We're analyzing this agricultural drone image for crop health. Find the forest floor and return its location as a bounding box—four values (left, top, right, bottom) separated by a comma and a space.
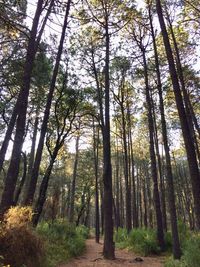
58, 238, 165, 267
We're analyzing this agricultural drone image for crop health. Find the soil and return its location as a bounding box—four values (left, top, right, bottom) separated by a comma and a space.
58, 238, 165, 267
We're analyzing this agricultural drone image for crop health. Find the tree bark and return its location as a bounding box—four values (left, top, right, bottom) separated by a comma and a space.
69, 134, 80, 223
156, 0, 200, 229
24, 0, 72, 205
102, 13, 115, 259
0, 0, 44, 216
142, 46, 165, 251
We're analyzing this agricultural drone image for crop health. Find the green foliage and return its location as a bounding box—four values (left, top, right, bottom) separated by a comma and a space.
37, 220, 86, 267
76, 225, 90, 239
165, 234, 200, 267
128, 228, 160, 256
177, 221, 190, 247
183, 235, 200, 267
164, 257, 187, 267
115, 228, 160, 256
114, 228, 128, 249
164, 231, 173, 252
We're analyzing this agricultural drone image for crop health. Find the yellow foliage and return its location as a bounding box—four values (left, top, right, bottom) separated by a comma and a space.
0, 207, 44, 267
4, 206, 33, 228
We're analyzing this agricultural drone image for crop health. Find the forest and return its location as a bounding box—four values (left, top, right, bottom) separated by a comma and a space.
0, 0, 200, 266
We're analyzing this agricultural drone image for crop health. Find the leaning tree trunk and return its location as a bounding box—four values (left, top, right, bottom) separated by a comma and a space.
13, 152, 27, 205
166, 15, 200, 163
0, 0, 44, 216
32, 153, 57, 226
22, 115, 39, 204
156, 0, 200, 230
0, 0, 54, 176
148, 1, 181, 258
24, 0, 72, 205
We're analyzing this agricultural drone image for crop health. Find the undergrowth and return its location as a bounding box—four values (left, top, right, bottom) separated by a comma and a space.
0, 207, 88, 267
37, 220, 87, 267
114, 221, 195, 260
0, 206, 44, 267
114, 227, 160, 256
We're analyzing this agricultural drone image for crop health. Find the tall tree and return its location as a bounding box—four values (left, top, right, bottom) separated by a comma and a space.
24, 0, 72, 205
0, 0, 45, 216
156, 0, 200, 229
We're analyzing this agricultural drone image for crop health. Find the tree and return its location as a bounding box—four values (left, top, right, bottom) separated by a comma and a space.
156, 0, 200, 230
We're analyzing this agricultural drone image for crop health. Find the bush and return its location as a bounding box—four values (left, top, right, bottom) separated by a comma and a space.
0, 206, 44, 267
128, 228, 160, 256
165, 231, 173, 252
164, 257, 187, 267
76, 225, 90, 239
165, 234, 200, 267
177, 221, 190, 247
37, 220, 86, 267
183, 235, 200, 267
114, 228, 128, 249
4, 206, 33, 228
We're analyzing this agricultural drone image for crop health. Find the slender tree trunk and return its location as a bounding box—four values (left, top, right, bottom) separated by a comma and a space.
0, 0, 54, 175
115, 137, 121, 229
0, 0, 44, 216
151, 94, 167, 231
93, 121, 100, 243
0, 110, 17, 174
148, 2, 181, 257
22, 115, 39, 204
24, 0, 72, 205
32, 154, 57, 226
156, 0, 200, 230
13, 152, 27, 205
69, 135, 80, 223
103, 15, 115, 259
149, 3, 181, 259
142, 47, 165, 251
120, 99, 132, 232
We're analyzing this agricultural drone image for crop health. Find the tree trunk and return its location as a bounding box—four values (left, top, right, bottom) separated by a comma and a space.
13, 152, 27, 205
0, 0, 44, 216
24, 0, 71, 205
142, 46, 165, 251
0, 0, 54, 175
156, 0, 200, 229
102, 15, 115, 260
22, 115, 39, 204
93, 121, 100, 243
148, 2, 181, 257
69, 135, 80, 223
120, 94, 132, 232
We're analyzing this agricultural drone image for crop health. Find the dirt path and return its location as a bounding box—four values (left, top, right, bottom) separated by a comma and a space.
58, 239, 165, 267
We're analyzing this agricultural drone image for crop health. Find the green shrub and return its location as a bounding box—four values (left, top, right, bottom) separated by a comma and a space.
76, 225, 90, 239
114, 228, 128, 243
37, 220, 86, 267
128, 228, 160, 256
164, 257, 187, 267
177, 221, 190, 247
183, 235, 200, 267
114, 228, 128, 249
37, 220, 76, 241
165, 231, 173, 252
